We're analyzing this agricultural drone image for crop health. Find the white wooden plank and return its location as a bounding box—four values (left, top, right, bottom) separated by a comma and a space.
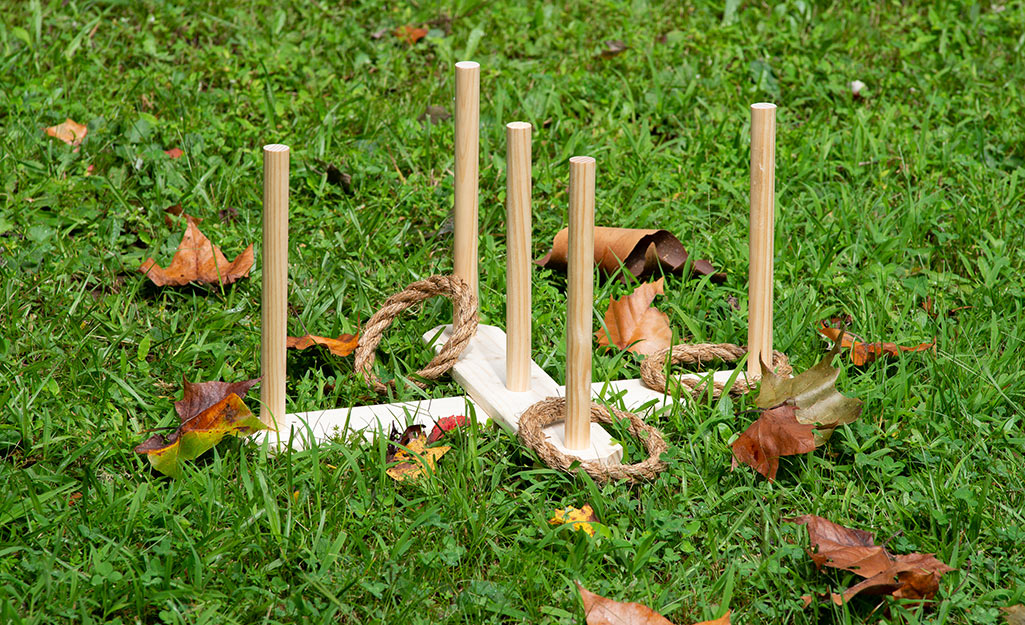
424, 324, 626, 465
253, 395, 481, 450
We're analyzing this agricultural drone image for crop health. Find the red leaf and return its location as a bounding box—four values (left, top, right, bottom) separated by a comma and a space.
165, 147, 184, 159
426, 415, 467, 443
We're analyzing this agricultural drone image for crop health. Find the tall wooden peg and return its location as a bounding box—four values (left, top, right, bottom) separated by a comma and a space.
453, 61, 480, 321
565, 156, 596, 450
506, 122, 532, 392
748, 103, 776, 378
261, 144, 290, 429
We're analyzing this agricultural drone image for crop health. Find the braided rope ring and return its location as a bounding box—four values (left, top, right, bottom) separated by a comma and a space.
353, 275, 478, 393
517, 397, 668, 483
640, 343, 792, 398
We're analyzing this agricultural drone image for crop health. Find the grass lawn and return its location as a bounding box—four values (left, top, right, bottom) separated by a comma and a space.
2, 0, 1024, 623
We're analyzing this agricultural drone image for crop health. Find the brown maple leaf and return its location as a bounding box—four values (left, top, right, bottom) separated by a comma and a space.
537, 227, 723, 283
45, 118, 88, 146
287, 333, 359, 357
787, 515, 955, 605
756, 338, 862, 445
817, 319, 934, 366
731, 405, 817, 480
786, 515, 895, 576
139, 216, 253, 286
595, 278, 672, 356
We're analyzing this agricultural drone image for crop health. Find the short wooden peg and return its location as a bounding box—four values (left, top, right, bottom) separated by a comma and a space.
453, 61, 480, 321
261, 144, 290, 429
748, 103, 776, 378
566, 156, 596, 450
506, 122, 532, 392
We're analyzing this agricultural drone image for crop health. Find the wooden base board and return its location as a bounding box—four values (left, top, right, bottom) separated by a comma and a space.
422, 324, 750, 466
255, 325, 750, 456
252, 395, 482, 450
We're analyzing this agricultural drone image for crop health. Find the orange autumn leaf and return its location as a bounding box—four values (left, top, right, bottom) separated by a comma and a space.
165, 147, 184, 159
45, 118, 88, 146
576, 583, 674, 625
576, 583, 729, 625
788, 515, 955, 605
596, 278, 672, 356
140, 216, 253, 286
817, 319, 933, 366
394, 25, 428, 45
287, 333, 359, 357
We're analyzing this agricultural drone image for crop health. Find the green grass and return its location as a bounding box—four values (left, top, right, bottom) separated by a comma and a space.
2, 0, 1024, 623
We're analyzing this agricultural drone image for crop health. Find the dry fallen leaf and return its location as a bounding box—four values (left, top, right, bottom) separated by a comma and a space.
165, 147, 184, 159
733, 341, 862, 480
140, 216, 253, 286
817, 319, 933, 366
1002, 605, 1025, 625
596, 40, 629, 59
693, 613, 731, 625
731, 405, 817, 480
287, 333, 359, 358
419, 105, 452, 124
788, 515, 955, 605
549, 504, 599, 536
386, 430, 450, 481
45, 118, 88, 146
394, 25, 428, 45
135, 377, 264, 477
537, 227, 723, 283
577, 582, 674, 625
757, 339, 863, 444
596, 278, 672, 356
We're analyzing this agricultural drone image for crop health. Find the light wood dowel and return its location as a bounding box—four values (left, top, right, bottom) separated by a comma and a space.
454, 61, 480, 321
566, 156, 596, 450
261, 144, 289, 429
748, 103, 776, 378
506, 122, 532, 392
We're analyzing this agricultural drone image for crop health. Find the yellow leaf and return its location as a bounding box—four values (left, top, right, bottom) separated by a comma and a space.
549, 504, 599, 536
386, 435, 450, 482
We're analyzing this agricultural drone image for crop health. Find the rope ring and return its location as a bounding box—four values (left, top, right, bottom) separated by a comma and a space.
517, 397, 668, 483
640, 343, 792, 399
354, 275, 479, 393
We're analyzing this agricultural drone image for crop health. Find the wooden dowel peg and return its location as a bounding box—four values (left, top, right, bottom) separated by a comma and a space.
454, 61, 480, 321
506, 122, 532, 392
748, 103, 776, 378
261, 144, 290, 429
566, 156, 596, 450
